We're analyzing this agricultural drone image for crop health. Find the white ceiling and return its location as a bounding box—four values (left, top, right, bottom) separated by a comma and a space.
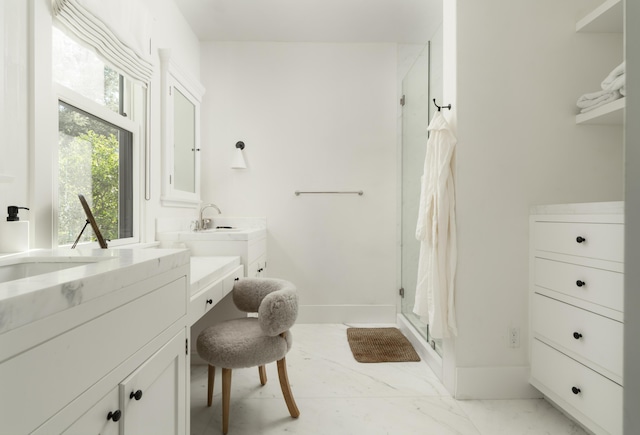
172, 0, 442, 44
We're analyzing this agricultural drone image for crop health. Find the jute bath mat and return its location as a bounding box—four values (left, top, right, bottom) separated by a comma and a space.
346, 327, 420, 363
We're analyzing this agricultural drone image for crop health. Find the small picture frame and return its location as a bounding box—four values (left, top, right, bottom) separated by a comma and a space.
77, 194, 108, 249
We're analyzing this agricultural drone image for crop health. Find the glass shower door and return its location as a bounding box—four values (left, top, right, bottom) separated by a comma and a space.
401, 42, 441, 355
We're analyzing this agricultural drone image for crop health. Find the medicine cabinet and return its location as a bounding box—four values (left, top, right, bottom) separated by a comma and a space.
159, 49, 205, 207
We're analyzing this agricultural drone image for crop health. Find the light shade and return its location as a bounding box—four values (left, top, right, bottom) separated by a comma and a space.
231, 141, 247, 169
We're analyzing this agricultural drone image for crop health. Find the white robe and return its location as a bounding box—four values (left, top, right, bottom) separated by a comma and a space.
413, 111, 458, 339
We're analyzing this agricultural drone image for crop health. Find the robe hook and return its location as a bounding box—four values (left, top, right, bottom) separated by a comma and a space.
433, 99, 452, 111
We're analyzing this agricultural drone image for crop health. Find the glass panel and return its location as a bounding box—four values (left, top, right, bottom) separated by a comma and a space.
401, 43, 443, 355
58, 101, 133, 245
173, 87, 196, 193
52, 27, 121, 113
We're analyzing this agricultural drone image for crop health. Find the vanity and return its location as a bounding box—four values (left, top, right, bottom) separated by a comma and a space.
0, 248, 191, 434
156, 218, 268, 279
0, 247, 253, 434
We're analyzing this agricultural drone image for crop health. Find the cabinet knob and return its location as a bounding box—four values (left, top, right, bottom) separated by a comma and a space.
234, 277, 240, 281
576, 236, 586, 243
571, 386, 581, 395
576, 280, 586, 287
573, 332, 583, 340
107, 410, 122, 422
206, 299, 213, 305
130, 389, 143, 400
257, 268, 264, 273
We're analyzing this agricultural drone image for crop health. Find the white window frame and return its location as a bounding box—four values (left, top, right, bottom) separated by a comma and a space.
53, 83, 142, 248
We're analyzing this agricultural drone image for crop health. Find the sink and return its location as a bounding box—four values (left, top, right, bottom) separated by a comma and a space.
200, 227, 242, 233
0, 257, 108, 283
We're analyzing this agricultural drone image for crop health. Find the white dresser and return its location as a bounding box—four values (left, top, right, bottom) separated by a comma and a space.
529, 202, 624, 435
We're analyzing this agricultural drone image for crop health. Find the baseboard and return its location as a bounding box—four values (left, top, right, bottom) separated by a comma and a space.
455, 365, 543, 399
297, 304, 396, 324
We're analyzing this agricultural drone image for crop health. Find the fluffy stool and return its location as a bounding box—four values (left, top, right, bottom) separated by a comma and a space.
196, 278, 300, 434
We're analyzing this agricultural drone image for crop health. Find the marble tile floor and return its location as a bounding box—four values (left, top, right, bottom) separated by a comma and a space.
190, 323, 589, 435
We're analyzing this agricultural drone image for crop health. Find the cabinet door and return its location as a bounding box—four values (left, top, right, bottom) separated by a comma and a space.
248, 255, 267, 278
61, 387, 120, 435
119, 329, 186, 435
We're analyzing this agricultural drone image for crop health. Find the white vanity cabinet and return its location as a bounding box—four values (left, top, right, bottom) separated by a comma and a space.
0, 251, 190, 435
57, 329, 186, 435
529, 202, 624, 435
188, 236, 266, 278
118, 330, 186, 435
157, 227, 268, 278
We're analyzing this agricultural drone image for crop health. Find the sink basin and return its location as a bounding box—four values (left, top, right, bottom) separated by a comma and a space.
200, 227, 242, 233
0, 257, 108, 283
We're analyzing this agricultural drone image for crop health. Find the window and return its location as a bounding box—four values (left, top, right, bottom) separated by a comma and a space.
52, 27, 122, 114
57, 102, 133, 245
53, 27, 139, 247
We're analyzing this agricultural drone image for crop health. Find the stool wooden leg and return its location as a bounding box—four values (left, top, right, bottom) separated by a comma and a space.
222, 368, 232, 434
277, 358, 300, 418
207, 365, 215, 407
258, 365, 267, 386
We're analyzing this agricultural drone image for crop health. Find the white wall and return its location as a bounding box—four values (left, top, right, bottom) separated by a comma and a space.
443, 0, 624, 398
140, 0, 202, 243
199, 42, 398, 322
0, 1, 29, 220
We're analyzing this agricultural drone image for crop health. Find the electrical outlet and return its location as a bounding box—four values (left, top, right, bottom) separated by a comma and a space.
509, 327, 520, 348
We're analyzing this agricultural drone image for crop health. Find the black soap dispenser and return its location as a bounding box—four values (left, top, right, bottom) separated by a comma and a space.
7, 206, 29, 221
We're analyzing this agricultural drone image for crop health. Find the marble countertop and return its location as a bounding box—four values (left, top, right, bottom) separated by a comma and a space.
0, 248, 190, 335
190, 256, 241, 296
158, 227, 266, 243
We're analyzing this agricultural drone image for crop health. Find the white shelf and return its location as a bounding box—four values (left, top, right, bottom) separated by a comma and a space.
576, 0, 623, 33
0, 174, 15, 183
576, 97, 625, 125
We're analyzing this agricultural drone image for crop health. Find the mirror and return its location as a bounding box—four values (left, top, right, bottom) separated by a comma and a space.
173, 88, 196, 193
159, 49, 205, 207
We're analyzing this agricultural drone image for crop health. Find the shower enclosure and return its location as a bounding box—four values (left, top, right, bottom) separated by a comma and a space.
400, 37, 443, 357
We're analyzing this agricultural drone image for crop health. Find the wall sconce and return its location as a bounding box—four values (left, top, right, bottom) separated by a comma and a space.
231, 141, 247, 169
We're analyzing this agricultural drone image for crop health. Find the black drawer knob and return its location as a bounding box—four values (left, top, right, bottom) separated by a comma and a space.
206, 299, 213, 305
571, 386, 581, 395
107, 410, 122, 422
576, 280, 586, 287
257, 268, 264, 273
234, 277, 240, 281
576, 236, 586, 243
130, 389, 143, 400
573, 332, 583, 340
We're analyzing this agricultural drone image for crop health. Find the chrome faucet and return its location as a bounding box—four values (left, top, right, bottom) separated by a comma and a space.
199, 203, 221, 230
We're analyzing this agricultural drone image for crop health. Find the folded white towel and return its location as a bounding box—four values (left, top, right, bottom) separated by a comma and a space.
578, 90, 621, 113
620, 85, 626, 96
577, 89, 619, 108
601, 61, 625, 91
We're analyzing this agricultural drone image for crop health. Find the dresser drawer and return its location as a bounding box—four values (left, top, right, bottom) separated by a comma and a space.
531, 339, 622, 435
533, 222, 623, 262
532, 294, 623, 380
222, 265, 244, 297
533, 257, 623, 312
189, 279, 223, 325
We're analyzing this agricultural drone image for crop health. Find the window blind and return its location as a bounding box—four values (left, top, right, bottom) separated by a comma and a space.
52, 0, 153, 85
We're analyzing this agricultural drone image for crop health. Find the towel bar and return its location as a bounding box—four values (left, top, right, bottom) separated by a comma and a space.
294, 191, 363, 196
